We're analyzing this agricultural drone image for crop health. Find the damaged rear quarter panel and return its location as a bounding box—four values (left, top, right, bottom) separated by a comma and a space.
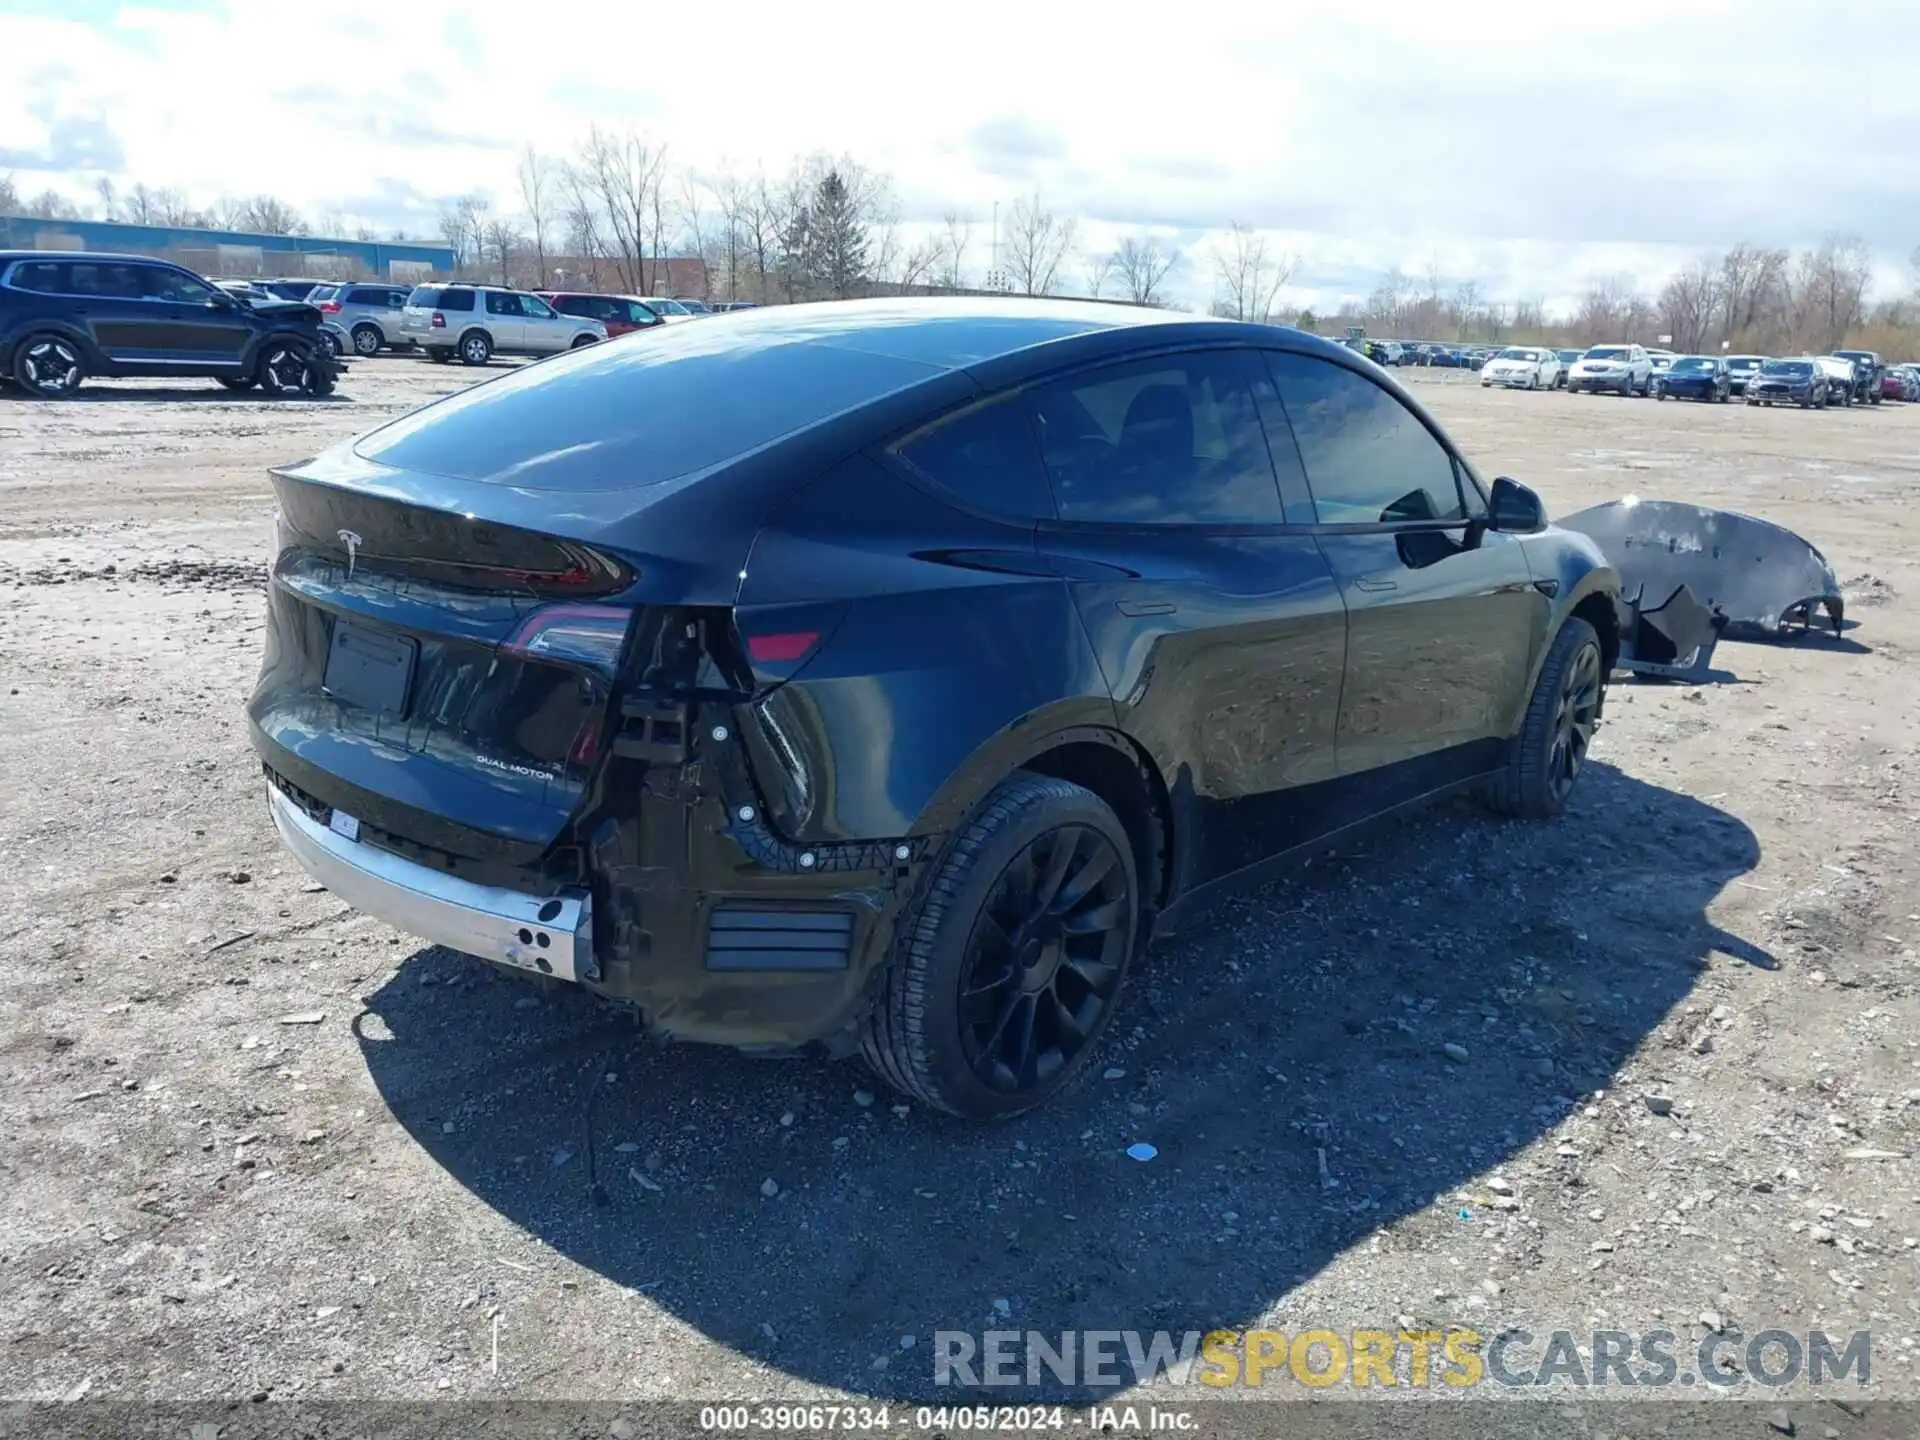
736, 452, 1118, 846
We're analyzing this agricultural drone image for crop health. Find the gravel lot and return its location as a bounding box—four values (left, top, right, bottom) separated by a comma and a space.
2, 356, 1916, 1425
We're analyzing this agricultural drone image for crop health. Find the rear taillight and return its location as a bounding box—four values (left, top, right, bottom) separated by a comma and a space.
502, 604, 632, 674
318, 301, 341, 313
745, 631, 821, 664
431, 311, 446, 328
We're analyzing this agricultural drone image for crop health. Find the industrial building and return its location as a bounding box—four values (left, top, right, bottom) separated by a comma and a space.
0, 214, 454, 283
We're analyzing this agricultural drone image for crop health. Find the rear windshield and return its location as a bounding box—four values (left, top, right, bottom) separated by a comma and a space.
407, 286, 475, 311
1585, 347, 1628, 360
308, 285, 338, 303
352, 320, 947, 492
1762, 361, 1811, 377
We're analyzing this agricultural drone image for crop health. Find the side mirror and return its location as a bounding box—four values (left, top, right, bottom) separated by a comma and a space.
1488, 476, 1547, 534
210, 290, 240, 310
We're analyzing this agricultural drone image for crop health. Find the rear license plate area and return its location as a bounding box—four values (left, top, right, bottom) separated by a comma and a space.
323, 621, 416, 715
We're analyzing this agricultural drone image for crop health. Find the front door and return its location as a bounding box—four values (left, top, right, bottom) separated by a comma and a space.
1264, 350, 1547, 801
519, 293, 567, 352
137, 265, 252, 366
484, 290, 527, 351
1025, 348, 1350, 890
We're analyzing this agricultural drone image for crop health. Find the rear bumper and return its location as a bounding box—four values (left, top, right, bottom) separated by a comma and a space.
268, 786, 596, 982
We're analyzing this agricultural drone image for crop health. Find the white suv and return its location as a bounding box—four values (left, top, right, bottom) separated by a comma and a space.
1566, 343, 1653, 397
399, 284, 605, 366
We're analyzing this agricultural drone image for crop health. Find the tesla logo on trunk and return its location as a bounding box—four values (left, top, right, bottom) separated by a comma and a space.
337, 529, 362, 579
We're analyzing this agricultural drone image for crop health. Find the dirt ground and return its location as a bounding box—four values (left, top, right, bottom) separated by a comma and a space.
2, 356, 1917, 1426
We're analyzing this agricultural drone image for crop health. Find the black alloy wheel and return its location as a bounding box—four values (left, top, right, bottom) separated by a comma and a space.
258, 342, 311, 395
862, 771, 1139, 1118
1546, 638, 1603, 804
1480, 616, 1604, 819
13, 334, 86, 397
956, 824, 1130, 1096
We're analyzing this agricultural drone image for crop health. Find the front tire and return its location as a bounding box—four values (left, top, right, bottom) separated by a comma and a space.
1480, 617, 1604, 820
861, 772, 1139, 1120
12, 333, 87, 398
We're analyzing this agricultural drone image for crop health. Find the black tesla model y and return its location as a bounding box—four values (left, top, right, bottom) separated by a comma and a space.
249, 298, 1621, 1117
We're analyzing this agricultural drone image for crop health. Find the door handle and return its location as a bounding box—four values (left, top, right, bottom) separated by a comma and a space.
1115, 600, 1177, 617
1352, 577, 1399, 593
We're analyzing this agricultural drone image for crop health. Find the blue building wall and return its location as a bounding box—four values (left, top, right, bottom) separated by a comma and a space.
0, 214, 454, 279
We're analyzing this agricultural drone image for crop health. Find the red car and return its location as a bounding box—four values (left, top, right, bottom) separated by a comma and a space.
536, 292, 665, 338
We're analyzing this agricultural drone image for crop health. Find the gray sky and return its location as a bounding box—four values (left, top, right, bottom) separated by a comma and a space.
2, 0, 1915, 312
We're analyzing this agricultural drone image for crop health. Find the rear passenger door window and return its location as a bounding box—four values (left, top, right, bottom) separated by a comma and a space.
891, 395, 1057, 520
1264, 352, 1467, 525
1026, 351, 1284, 526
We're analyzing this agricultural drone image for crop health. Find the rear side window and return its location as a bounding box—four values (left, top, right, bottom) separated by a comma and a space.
67, 262, 145, 299
1026, 351, 1283, 526
1266, 352, 1465, 526
345, 287, 386, 305
7, 261, 67, 292
409, 286, 475, 312
892, 395, 1056, 520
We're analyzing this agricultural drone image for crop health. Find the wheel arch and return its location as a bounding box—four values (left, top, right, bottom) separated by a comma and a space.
6, 321, 105, 373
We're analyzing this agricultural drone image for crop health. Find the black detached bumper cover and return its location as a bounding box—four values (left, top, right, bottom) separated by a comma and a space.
1560, 499, 1845, 680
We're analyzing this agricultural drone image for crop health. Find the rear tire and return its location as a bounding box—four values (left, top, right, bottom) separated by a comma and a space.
1479, 617, 1604, 820
861, 771, 1139, 1120
11, 332, 87, 398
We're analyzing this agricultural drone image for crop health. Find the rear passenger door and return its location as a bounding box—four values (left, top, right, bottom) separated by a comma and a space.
65, 260, 152, 362
1265, 349, 1546, 797
1025, 349, 1350, 889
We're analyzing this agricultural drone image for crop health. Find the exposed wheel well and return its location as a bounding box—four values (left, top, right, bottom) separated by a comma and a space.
1571, 591, 1619, 677
1022, 737, 1173, 916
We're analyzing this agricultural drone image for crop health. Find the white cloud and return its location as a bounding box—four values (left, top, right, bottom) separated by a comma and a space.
3, 0, 1916, 312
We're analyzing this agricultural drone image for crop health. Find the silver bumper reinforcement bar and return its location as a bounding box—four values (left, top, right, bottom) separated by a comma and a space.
267, 787, 593, 982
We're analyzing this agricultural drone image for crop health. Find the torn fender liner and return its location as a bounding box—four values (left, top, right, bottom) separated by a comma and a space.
1609, 583, 1725, 682
1561, 499, 1845, 639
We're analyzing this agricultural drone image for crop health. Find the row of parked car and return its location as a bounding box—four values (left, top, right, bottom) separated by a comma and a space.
1461, 341, 1919, 408
212, 276, 752, 362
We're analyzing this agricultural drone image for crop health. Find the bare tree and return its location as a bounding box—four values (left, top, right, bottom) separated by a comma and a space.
481, 219, 523, 286
938, 210, 973, 291
1789, 233, 1871, 350
22, 189, 81, 221
1114, 233, 1177, 305
739, 168, 792, 303
1574, 273, 1638, 338
233, 195, 305, 235
892, 233, 941, 294
580, 125, 668, 293
1082, 250, 1115, 299
1211, 222, 1294, 322
438, 195, 489, 275
1658, 257, 1720, 353
0, 173, 19, 215
1002, 193, 1076, 297
516, 145, 555, 289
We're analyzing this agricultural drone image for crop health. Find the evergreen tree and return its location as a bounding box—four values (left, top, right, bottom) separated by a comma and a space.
807, 169, 870, 299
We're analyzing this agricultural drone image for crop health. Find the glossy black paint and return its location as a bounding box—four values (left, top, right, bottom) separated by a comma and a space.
248, 298, 1619, 1051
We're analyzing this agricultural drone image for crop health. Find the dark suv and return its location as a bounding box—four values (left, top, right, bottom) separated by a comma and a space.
1, 251, 336, 398
250, 299, 1619, 1117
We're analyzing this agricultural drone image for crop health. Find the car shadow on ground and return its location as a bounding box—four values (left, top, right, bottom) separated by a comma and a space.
355, 761, 1766, 1404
